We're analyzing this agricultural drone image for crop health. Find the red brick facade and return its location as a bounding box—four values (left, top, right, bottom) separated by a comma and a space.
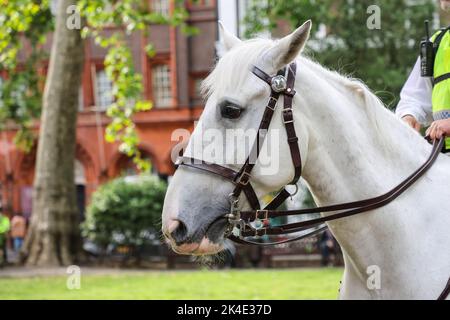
0, 1, 217, 216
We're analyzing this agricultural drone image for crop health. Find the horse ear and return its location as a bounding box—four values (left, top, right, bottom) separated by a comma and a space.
219, 21, 242, 52
263, 20, 312, 71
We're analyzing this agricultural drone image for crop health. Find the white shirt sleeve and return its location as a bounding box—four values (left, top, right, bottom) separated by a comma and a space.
395, 57, 433, 126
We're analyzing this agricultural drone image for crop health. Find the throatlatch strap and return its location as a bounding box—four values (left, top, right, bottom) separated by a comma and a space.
264, 188, 292, 210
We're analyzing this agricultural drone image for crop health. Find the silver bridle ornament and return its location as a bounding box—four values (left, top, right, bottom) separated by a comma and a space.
271, 75, 288, 93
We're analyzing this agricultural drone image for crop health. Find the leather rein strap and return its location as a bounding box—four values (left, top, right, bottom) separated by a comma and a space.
176, 63, 450, 300
236, 137, 444, 237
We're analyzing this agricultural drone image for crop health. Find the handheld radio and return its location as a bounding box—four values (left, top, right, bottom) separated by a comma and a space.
420, 20, 434, 77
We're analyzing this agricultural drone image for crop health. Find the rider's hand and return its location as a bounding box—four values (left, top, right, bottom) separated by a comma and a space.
425, 119, 450, 140
401, 115, 421, 132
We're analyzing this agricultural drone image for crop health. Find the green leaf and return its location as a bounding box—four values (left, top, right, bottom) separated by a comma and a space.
135, 100, 152, 111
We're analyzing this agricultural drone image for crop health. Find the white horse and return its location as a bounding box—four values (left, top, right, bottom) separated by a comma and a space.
162, 21, 450, 299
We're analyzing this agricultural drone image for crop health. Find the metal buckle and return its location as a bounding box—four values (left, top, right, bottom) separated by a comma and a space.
283, 108, 294, 124
236, 172, 251, 186
266, 97, 278, 110
255, 209, 269, 221
224, 194, 242, 237
228, 194, 240, 217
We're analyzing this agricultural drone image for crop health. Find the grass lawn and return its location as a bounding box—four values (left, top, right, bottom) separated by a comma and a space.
0, 268, 343, 300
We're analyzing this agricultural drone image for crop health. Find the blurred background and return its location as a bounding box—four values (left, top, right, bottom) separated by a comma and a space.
0, 0, 448, 299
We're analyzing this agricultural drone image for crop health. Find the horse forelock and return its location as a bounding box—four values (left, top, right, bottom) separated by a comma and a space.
201, 39, 274, 99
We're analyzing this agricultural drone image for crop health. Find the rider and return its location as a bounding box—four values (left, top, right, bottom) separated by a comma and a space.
396, 0, 450, 144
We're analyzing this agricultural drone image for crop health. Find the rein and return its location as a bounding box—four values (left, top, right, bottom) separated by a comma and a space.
176, 62, 450, 300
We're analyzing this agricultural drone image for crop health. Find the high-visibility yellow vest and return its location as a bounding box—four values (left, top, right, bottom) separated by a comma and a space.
431, 28, 450, 150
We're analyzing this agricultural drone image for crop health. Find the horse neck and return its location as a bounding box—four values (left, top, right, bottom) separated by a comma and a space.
295, 61, 440, 288
297, 61, 431, 206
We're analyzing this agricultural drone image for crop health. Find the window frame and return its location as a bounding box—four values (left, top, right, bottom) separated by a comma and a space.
145, 53, 175, 109
150, 63, 173, 109
149, 0, 172, 16
91, 63, 114, 111
187, 0, 216, 10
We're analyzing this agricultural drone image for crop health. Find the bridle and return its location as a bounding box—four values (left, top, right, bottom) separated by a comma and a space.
178, 63, 304, 243
176, 62, 450, 300
177, 61, 443, 244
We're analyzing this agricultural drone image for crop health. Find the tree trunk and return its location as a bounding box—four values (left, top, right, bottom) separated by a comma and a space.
22, 0, 84, 266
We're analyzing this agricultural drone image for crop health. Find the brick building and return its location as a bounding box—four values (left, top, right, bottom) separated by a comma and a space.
0, 0, 221, 218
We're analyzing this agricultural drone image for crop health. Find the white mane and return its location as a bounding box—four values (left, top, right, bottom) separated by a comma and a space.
300, 57, 407, 155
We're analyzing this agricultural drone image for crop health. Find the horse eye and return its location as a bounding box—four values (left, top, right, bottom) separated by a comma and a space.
220, 104, 242, 119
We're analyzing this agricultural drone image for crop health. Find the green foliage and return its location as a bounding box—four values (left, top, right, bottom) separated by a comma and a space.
0, 0, 53, 151
1, 0, 196, 163
244, 0, 436, 108
79, 0, 197, 171
82, 175, 167, 248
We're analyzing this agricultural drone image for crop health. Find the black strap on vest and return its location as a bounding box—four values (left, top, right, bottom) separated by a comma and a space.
433, 26, 450, 56
432, 26, 450, 86
433, 73, 450, 86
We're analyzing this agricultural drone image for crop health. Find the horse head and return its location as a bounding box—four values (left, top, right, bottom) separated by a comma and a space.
162, 21, 312, 255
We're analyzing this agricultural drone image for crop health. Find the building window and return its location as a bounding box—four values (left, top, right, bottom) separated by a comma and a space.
94, 69, 114, 110
188, 0, 215, 8
151, 0, 170, 16
152, 64, 172, 108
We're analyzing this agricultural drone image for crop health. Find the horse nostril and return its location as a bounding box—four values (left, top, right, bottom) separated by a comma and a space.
167, 220, 180, 234
170, 220, 189, 244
